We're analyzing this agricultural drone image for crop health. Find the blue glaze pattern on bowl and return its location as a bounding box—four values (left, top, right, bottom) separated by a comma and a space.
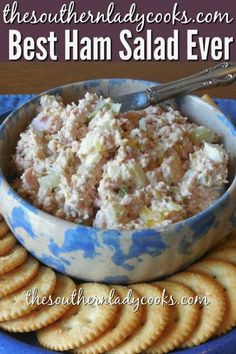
0, 79, 236, 284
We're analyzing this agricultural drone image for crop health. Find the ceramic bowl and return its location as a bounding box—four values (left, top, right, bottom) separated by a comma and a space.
0, 79, 236, 284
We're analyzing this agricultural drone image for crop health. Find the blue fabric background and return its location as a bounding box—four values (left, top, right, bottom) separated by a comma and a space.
0, 94, 236, 354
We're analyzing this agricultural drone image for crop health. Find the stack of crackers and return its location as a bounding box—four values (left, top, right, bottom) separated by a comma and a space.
0, 214, 236, 354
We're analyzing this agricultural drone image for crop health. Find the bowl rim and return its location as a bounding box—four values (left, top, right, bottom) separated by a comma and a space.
0, 78, 236, 233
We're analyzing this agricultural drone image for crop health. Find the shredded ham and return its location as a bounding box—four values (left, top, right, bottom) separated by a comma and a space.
14, 93, 228, 229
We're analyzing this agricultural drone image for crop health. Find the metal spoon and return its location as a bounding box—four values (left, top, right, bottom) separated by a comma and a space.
114, 62, 236, 113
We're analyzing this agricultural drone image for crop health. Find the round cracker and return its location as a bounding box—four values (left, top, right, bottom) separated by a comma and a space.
0, 233, 16, 256
0, 246, 27, 275
0, 266, 56, 321
169, 271, 226, 348
206, 248, 236, 265
189, 259, 236, 334
0, 275, 76, 332
107, 283, 170, 354
146, 280, 200, 354
73, 285, 144, 354
37, 283, 119, 351
0, 256, 39, 298
0, 221, 10, 238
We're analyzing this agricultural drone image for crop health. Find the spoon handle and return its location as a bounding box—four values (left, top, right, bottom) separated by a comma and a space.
147, 62, 236, 104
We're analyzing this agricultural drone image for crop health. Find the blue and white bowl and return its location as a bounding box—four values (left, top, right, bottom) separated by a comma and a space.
0, 79, 236, 284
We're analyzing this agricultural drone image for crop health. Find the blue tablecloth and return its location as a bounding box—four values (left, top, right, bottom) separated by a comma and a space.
0, 94, 36, 118
0, 94, 236, 354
